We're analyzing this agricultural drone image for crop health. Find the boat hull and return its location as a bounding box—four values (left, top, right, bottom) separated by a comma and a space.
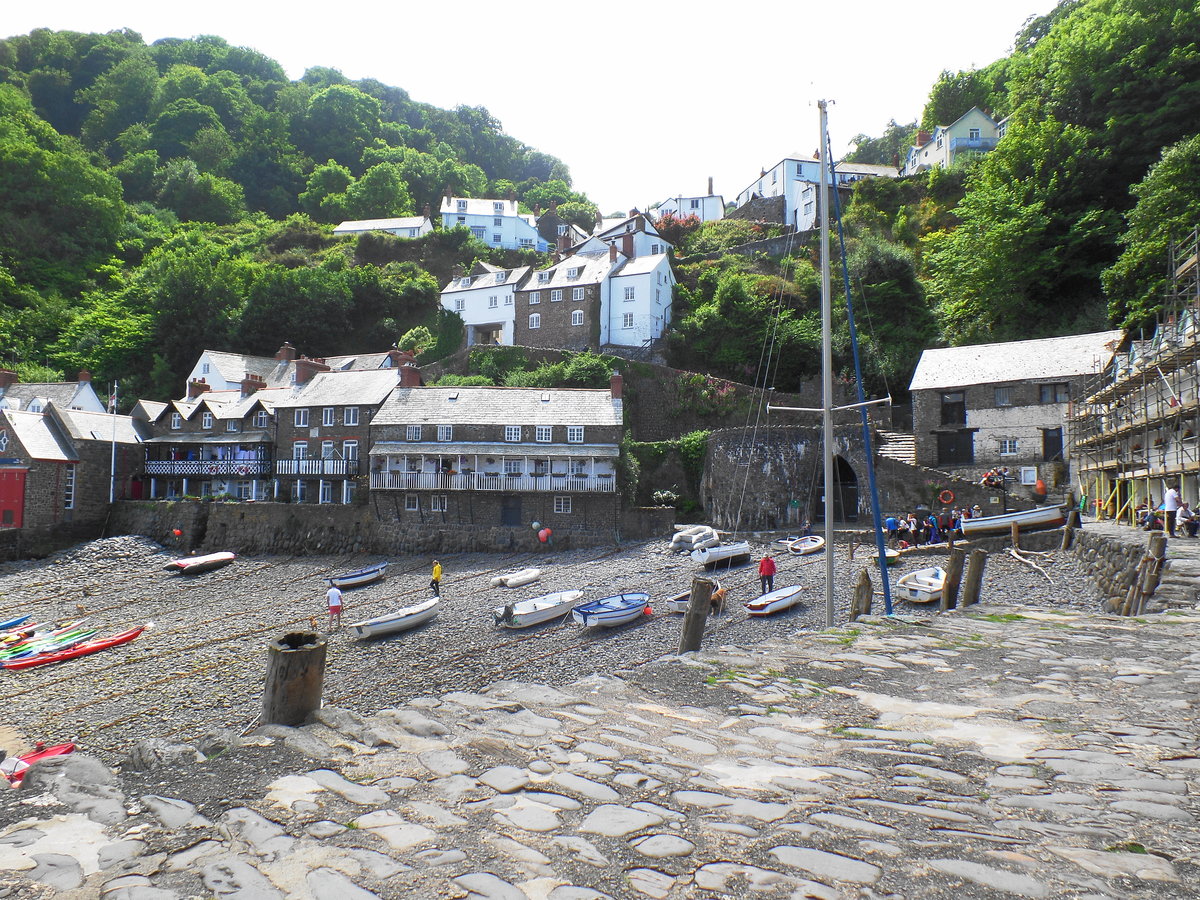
2, 742, 76, 788
788, 536, 825, 556
959, 506, 1066, 537
745, 585, 804, 616
1, 626, 146, 670
572, 592, 651, 627
490, 568, 542, 588
494, 590, 584, 628
896, 567, 947, 604
164, 551, 236, 574
691, 541, 752, 566
326, 562, 388, 589
349, 597, 439, 638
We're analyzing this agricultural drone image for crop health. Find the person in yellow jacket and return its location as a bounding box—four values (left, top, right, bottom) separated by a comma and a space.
430, 560, 443, 596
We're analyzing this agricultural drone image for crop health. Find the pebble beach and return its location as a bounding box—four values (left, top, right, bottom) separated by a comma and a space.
0, 534, 1106, 761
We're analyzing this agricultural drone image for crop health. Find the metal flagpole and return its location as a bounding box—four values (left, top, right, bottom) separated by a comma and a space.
818, 100, 834, 628
109, 380, 118, 504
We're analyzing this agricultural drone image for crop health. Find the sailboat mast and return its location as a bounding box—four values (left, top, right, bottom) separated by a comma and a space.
818, 100, 835, 627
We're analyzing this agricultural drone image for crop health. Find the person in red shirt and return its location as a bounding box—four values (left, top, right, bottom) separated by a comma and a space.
758, 554, 777, 594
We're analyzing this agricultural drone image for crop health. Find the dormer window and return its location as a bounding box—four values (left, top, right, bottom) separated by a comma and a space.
493, 201, 504, 213
201, 412, 213, 429
459, 277, 471, 287
171, 413, 182, 430
538, 272, 550, 283
254, 410, 268, 428
557, 224, 567, 236
457, 200, 468, 212
494, 272, 506, 283
567, 267, 580, 279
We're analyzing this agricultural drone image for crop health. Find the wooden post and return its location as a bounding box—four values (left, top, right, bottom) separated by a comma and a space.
1010, 521, 1020, 550
1136, 533, 1168, 615
678, 577, 715, 653
1065, 509, 1081, 529
961, 549, 988, 607
850, 568, 873, 621
941, 547, 966, 611
263, 632, 327, 726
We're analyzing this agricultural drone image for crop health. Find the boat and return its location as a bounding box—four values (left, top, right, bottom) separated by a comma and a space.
325, 561, 388, 589
875, 548, 901, 567
745, 585, 805, 616
1, 741, 76, 788
164, 551, 236, 574
0, 615, 32, 633
788, 535, 826, 556
691, 541, 752, 567
494, 590, 584, 628
572, 592, 651, 627
489, 567, 542, 588
664, 590, 691, 613
896, 567, 947, 604
1, 625, 148, 670
959, 505, 1066, 538
349, 597, 439, 639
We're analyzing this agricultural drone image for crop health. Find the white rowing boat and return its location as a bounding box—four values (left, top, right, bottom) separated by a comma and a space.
745, 585, 804, 616
489, 567, 542, 588
875, 547, 901, 567
691, 541, 752, 566
788, 535, 825, 556
325, 561, 388, 589
959, 505, 1066, 537
163, 551, 236, 574
349, 597, 440, 638
572, 592, 651, 627
494, 590, 584, 628
895, 567, 947, 604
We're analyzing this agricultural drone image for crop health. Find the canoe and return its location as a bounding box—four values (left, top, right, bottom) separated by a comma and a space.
1, 629, 97, 661
0, 615, 32, 633
325, 561, 388, 589
1, 741, 76, 788
164, 551, 236, 574
745, 585, 804, 616
573, 592, 651, 628
1, 625, 148, 670
896, 566, 947, 604
959, 505, 1066, 537
489, 567, 542, 588
788, 535, 825, 556
349, 597, 439, 639
691, 541, 752, 566
494, 590, 584, 628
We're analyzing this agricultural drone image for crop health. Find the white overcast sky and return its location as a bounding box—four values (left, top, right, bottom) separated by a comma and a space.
6, 0, 1060, 213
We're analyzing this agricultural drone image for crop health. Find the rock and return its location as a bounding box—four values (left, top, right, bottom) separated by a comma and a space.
123, 740, 203, 772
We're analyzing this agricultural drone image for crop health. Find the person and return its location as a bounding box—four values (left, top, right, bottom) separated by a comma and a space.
1163, 483, 1182, 537
430, 559, 443, 596
325, 583, 343, 630
885, 515, 899, 543
800, 519, 812, 537
1179, 501, 1198, 538
926, 513, 940, 544
758, 554, 776, 594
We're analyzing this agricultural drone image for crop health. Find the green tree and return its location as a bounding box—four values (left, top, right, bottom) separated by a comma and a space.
300, 84, 382, 169
154, 158, 245, 223
299, 159, 354, 222
342, 162, 414, 219
148, 98, 225, 159
845, 119, 917, 167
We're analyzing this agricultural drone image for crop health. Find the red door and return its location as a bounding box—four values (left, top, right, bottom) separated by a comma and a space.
0, 469, 26, 528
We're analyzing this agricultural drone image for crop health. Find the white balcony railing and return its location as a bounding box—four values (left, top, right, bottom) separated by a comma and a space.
370, 472, 616, 492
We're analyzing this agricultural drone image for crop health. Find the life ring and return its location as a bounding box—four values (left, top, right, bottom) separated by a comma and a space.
236, 466, 249, 476
938, 489, 955, 505
207, 465, 218, 475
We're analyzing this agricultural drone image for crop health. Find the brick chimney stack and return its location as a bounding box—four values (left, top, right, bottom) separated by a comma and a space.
241, 372, 266, 397
187, 378, 210, 399
917, 130, 931, 145
275, 342, 297, 362
609, 242, 618, 263
294, 357, 330, 385
77, 369, 91, 382
387, 348, 417, 369
610, 370, 623, 400
557, 233, 571, 255
399, 360, 422, 388
0, 369, 17, 390
594, 209, 604, 233
622, 232, 634, 259
707, 176, 713, 195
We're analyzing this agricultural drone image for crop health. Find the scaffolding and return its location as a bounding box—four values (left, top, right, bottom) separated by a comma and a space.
1070, 226, 1200, 523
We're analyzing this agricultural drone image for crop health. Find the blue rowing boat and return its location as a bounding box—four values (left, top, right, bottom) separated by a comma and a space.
572, 593, 651, 628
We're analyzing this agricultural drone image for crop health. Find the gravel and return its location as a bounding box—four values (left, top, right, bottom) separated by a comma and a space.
0, 534, 1105, 762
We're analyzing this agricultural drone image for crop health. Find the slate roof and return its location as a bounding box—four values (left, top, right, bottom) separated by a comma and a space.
0, 383, 80, 410
201, 351, 289, 387
834, 162, 899, 178
332, 217, 430, 235
270, 370, 400, 408
51, 406, 148, 444
609, 254, 671, 278
1, 409, 77, 462
442, 266, 531, 296
527, 253, 614, 290
593, 214, 661, 241
441, 197, 520, 217
373, 387, 620, 428
132, 399, 169, 423
909, 331, 1125, 391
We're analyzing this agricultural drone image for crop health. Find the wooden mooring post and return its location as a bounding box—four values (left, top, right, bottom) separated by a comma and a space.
263, 632, 327, 726
961, 549, 988, 607
1122, 532, 1167, 616
678, 577, 716, 653
940, 547, 966, 611
849, 568, 873, 622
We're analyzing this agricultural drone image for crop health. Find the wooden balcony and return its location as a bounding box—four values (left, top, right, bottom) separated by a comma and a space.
370, 471, 616, 492
144, 459, 271, 477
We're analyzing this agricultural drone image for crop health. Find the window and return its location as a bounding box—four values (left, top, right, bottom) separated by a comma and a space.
505, 425, 521, 442
238, 481, 252, 500
495, 272, 507, 283
494, 217, 503, 226
994, 387, 1012, 407
504, 458, 522, 474
999, 439, 1019, 456
454, 299, 465, 312
570, 459, 587, 476
63, 464, 76, 510
489, 295, 498, 308
936, 136, 943, 149
554, 496, 572, 514
171, 413, 182, 430
431, 495, 448, 512
550, 289, 563, 302
459, 276, 471, 287
567, 426, 584, 443
940, 391, 965, 426
771, 170, 777, 183
322, 407, 335, 426
536, 425, 552, 442
529, 291, 541, 304
344, 481, 355, 503
201, 412, 213, 429
504, 294, 513, 305
322, 441, 335, 458
295, 409, 309, 427
471, 226, 485, 238
254, 410, 268, 428
201, 362, 210, 374
622, 313, 635, 328
557, 224, 567, 236
1020, 466, 1038, 485
493, 201, 504, 212
529, 313, 541, 329
656, 289, 662, 304
538, 272, 550, 283
567, 267, 580, 278
456, 216, 466, 225
492, 234, 501, 244
519, 238, 533, 248
343, 440, 358, 460
689, 198, 700, 209
226, 420, 239, 433
293, 480, 306, 502
571, 311, 584, 326
1039, 383, 1069, 403
651, 243, 662, 254
624, 286, 635, 301
572, 287, 584, 301
969, 127, 981, 140
406, 425, 422, 441
293, 441, 308, 459
344, 407, 359, 426
405, 494, 419, 511
319, 481, 333, 504
457, 199, 468, 211
437, 425, 453, 442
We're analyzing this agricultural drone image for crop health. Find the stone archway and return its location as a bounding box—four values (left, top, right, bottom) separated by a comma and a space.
814, 455, 859, 523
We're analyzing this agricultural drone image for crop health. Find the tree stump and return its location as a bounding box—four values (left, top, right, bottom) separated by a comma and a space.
1010, 521, 1020, 550
941, 547, 966, 611
678, 577, 715, 653
850, 568, 873, 621
961, 549, 988, 607
263, 632, 327, 726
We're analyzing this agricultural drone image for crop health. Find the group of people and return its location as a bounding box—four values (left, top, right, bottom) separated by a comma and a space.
978, 467, 1011, 488
884, 507, 982, 547
1137, 484, 1199, 538
324, 559, 443, 629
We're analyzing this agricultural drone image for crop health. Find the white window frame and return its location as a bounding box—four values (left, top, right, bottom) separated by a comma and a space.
344, 406, 359, 426
201, 362, 210, 374
457, 199, 468, 211
569, 459, 587, 475
624, 286, 635, 301
343, 440, 358, 460
171, 412, 181, 430
567, 426, 584, 443
493, 217, 503, 227
622, 313, 635, 328
535, 425, 552, 443
226, 420, 239, 433
405, 494, 419, 511
63, 464, 76, 510
550, 289, 563, 302
406, 424, 422, 441
1019, 466, 1038, 485
572, 287, 585, 301
254, 410, 268, 428
293, 441, 308, 459
488, 295, 498, 308
504, 458, 522, 474
568, 267, 580, 278
529, 291, 541, 304
322, 407, 335, 426
492, 233, 501, 244
538, 272, 550, 283
454, 298, 465, 312
998, 439, 1019, 456
505, 425, 521, 442
571, 310, 584, 326
293, 480, 306, 502
238, 481, 252, 500
201, 411, 213, 429
319, 480, 333, 504
504, 294, 513, 305
295, 409, 308, 427
431, 494, 448, 512
529, 313, 541, 329
437, 425, 453, 442
554, 496, 572, 514
321, 440, 335, 458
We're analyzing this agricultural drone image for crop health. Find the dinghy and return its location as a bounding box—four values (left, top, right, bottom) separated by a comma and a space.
572, 592, 651, 627
489, 567, 542, 588
494, 590, 584, 628
325, 561, 388, 589
788, 535, 825, 556
895, 567, 947, 604
745, 585, 804, 616
349, 597, 439, 638
164, 551, 236, 574
771, 536, 801, 551
1, 741, 76, 788
664, 590, 691, 613
691, 541, 752, 567
874, 548, 901, 567
959, 505, 1066, 537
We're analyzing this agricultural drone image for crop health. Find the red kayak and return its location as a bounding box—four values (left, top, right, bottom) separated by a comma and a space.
1, 741, 75, 787
1, 625, 148, 671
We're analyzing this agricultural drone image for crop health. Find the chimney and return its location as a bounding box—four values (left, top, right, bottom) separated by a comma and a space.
707, 176, 714, 196
595, 209, 604, 233
628, 208, 638, 218
508, 188, 517, 202
387, 348, 418, 368
557, 233, 571, 254
917, 130, 931, 145
241, 372, 266, 398
187, 378, 210, 399
77, 369, 91, 382
294, 356, 330, 385
609, 242, 618, 263
0, 368, 17, 390
549, 199, 558, 214
423, 203, 432, 219
610, 370, 623, 400
533, 203, 542, 217
622, 232, 634, 259
275, 342, 297, 362
399, 360, 422, 388
552, 247, 561, 264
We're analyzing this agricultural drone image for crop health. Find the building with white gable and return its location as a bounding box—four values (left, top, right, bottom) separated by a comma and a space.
439, 262, 532, 346
733, 156, 898, 231
439, 196, 548, 251
332, 216, 434, 239
900, 107, 1003, 176
654, 178, 725, 223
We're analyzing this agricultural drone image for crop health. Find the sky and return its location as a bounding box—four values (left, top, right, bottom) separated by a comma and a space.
5, 0, 1062, 214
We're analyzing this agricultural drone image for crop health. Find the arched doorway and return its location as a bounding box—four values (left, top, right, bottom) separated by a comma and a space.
813, 456, 859, 523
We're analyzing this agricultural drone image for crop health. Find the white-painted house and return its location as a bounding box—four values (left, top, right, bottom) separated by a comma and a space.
439, 263, 532, 346
577, 212, 672, 259
734, 156, 898, 230
440, 197, 548, 252
900, 107, 1001, 176
654, 192, 725, 223
332, 216, 434, 239
604, 252, 675, 347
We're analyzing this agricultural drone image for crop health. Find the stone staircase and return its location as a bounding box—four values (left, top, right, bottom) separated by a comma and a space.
876, 430, 916, 465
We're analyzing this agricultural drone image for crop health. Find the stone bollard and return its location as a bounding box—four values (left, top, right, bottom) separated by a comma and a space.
263, 632, 327, 726
961, 549, 988, 607
679, 577, 716, 653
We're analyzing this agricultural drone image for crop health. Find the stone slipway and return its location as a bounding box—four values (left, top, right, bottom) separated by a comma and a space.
2, 603, 1199, 898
